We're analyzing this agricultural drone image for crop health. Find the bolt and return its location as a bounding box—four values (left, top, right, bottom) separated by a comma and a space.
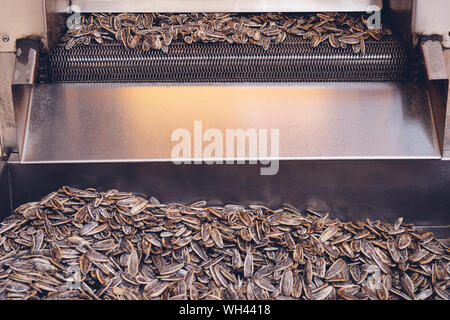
2, 35, 9, 42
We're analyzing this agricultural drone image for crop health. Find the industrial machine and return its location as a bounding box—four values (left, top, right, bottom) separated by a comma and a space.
0, 0, 449, 238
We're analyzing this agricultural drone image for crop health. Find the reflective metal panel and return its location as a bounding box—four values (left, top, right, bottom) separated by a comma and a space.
6, 159, 450, 237
0, 0, 46, 52
21, 82, 440, 163
0, 52, 17, 157
413, 0, 450, 48
443, 50, 450, 159
0, 161, 11, 221
55, 0, 383, 13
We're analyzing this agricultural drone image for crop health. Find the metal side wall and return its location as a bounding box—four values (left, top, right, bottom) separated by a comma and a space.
6, 159, 450, 238
0, 161, 12, 221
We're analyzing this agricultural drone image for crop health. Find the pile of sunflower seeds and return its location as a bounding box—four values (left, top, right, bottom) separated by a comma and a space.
0, 187, 448, 300
62, 12, 391, 55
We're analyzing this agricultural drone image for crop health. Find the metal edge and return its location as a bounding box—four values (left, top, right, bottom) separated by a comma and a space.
443, 50, 450, 160
55, 0, 383, 13
12, 42, 38, 86
0, 52, 18, 157
17, 156, 443, 165
0, 159, 12, 220
11, 42, 39, 160
11, 85, 33, 160
421, 41, 449, 81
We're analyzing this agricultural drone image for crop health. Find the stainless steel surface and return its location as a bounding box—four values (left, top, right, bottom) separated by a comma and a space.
443, 50, 450, 160
12, 45, 37, 85
413, 0, 450, 48
421, 43, 449, 156
44, 0, 69, 51
0, 160, 11, 221
385, 0, 414, 46
5, 158, 450, 238
10, 42, 40, 159
0, 0, 47, 52
20, 82, 440, 163
11, 85, 33, 159
421, 41, 449, 81
386, 0, 450, 49
54, 0, 383, 13
0, 52, 17, 157
427, 79, 448, 157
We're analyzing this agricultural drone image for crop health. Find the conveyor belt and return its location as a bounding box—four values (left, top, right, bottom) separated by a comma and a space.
45, 35, 409, 83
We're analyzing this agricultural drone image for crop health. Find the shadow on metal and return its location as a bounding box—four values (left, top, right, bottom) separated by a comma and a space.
0, 161, 12, 221
4, 160, 450, 237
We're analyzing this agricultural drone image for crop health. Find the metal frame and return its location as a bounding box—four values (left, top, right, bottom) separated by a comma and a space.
54, 0, 383, 13
0, 41, 39, 158
0, 160, 11, 221
420, 41, 449, 157
0, 52, 17, 157
0, 0, 47, 53
413, 0, 450, 48
443, 50, 450, 159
